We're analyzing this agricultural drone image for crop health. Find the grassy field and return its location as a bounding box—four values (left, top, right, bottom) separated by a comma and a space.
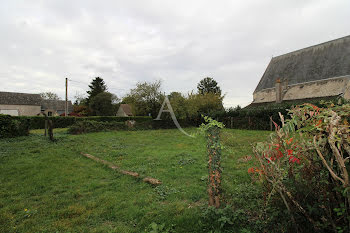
0, 128, 270, 232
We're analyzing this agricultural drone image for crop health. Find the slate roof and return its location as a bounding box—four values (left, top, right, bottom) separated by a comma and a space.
119, 104, 133, 116
254, 35, 350, 93
0, 91, 73, 113
0, 91, 42, 106
41, 99, 73, 112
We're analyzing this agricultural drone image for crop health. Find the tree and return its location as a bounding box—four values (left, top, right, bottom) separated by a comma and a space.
197, 77, 222, 95
89, 92, 118, 116
123, 80, 164, 117
73, 92, 87, 105
86, 77, 107, 104
227, 105, 241, 115
168, 92, 188, 119
40, 92, 60, 100
187, 92, 224, 117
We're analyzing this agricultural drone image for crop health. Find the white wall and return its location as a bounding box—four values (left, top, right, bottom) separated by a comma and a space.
0, 104, 41, 116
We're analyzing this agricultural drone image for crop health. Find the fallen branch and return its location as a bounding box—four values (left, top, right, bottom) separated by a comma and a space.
143, 177, 162, 185
81, 153, 162, 185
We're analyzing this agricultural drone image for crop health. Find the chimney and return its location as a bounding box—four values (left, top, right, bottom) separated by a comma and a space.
275, 78, 282, 103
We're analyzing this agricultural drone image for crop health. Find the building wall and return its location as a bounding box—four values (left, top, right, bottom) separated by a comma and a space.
344, 79, 350, 99
42, 109, 60, 116
0, 104, 41, 116
253, 77, 350, 103
252, 88, 276, 103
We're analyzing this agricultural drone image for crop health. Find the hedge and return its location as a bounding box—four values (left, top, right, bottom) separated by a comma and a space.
0, 115, 30, 138
12, 116, 153, 129
218, 99, 346, 130
218, 107, 288, 130
0, 108, 293, 136
68, 121, 127, 134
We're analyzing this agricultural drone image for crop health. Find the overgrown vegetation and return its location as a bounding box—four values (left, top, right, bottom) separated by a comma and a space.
199, 116, 225, 208
250, 103, 350, 232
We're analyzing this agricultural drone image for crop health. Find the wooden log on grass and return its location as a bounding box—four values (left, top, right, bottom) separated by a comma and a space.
80, 153, 162, 185
143, 177, 162, 185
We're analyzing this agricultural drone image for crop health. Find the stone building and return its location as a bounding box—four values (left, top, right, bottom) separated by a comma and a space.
252, 35, 350, 106
116, 104, 133, 117
0, 91, 73, 116
0, 92, 42, 116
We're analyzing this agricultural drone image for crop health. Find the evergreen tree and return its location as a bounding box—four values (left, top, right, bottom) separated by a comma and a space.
197, 77, 222, 95
86, 77, 107, 104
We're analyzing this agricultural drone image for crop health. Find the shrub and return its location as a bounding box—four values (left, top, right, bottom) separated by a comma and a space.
0, 115, 29, 138
67, 121, 127, 134
200, 206, 251, 232
250, 103, 350, 232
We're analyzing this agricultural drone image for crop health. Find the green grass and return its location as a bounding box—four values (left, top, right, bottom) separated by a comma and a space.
0, 128, 270, 232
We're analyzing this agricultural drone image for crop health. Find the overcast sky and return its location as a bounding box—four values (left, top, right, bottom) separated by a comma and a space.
0, 0, 349, 107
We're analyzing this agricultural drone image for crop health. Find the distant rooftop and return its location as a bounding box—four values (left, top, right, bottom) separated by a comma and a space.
41, 99, 73, 112
254, 35, 350, 93
0, 91, 42, 106
119, 104, 133, 116
0, 91, 73, 112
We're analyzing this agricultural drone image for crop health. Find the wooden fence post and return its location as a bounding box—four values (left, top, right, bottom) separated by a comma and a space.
230, 117, 233, 129
44, 120, 48, 136
48, 120, 54, 141
270, 116, 273, 131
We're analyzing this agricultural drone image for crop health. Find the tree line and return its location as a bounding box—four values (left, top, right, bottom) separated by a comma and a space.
52, 76, 229, 118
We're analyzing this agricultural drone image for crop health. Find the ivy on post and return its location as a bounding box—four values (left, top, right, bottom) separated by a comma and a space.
199, 116, 224, 208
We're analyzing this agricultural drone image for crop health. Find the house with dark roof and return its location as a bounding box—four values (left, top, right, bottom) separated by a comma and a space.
251, 35, 350, 106
116, 104, 133, 117
0, 91, 73, 116
0, 92, 42, 116
41, 99, 73, 116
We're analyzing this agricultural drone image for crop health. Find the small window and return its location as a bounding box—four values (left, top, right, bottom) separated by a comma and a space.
47, 111, 53, 116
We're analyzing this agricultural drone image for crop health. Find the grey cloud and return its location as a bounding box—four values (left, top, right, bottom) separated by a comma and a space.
0, 0, 349, 107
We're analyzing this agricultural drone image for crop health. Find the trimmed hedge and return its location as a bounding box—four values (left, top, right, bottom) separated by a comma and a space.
12, 116, 153, 129
68, 121, 127, 134
0, 115, 30, 138
219, 108, 288, 130
15, 116, 76, 129
68, 119, 157, 134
